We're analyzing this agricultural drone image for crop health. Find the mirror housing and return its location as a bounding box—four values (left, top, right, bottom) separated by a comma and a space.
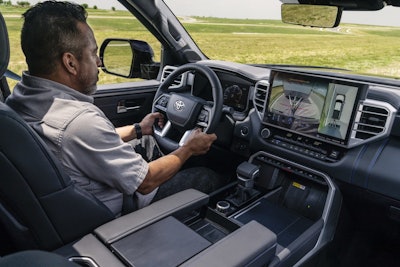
100, 38, 160, 79
281, 4, 342, 28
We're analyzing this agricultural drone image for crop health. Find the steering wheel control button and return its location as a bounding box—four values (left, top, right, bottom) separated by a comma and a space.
154, 95, 170, 112
159, 96, 169, 107
198, 109, 209, 123
240, 126, 249, 136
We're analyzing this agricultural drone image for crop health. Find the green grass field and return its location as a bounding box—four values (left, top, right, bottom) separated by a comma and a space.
2, 5, 400, 89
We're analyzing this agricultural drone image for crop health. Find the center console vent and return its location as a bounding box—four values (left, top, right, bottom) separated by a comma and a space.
253, 80, 269, 118
161, 65, 185, 89
350, 99, 396, 146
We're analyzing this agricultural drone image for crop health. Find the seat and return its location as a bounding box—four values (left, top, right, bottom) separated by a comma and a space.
0, 12, 114, 252
0, 9, 10, 102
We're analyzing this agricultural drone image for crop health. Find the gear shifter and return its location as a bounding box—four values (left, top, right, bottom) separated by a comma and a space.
227, 162, 260, 207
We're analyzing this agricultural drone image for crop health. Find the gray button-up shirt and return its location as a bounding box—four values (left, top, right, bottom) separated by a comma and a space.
6, 72, 148, 215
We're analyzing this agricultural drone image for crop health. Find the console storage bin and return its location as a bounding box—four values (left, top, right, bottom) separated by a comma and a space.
86, 189, 277, 267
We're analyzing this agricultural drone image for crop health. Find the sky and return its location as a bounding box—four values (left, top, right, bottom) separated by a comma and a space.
22, 0, 400, 27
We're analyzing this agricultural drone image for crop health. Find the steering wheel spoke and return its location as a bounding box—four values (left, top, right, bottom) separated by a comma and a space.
179, 129, 195, 146
154, 120, 171, 138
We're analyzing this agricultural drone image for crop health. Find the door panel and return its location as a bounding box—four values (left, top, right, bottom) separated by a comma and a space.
94, 81, 159, 127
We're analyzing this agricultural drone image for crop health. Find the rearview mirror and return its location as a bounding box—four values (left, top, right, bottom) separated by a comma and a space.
281, 4, 342, 28
100, 38, 160, 79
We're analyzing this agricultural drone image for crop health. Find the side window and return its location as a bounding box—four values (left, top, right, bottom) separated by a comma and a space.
3, 7, 27, 90
87, 4, 161, 85
4, 2, 161, 88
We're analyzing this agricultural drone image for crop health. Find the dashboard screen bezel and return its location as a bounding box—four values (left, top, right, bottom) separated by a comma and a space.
263, 70, 365, 147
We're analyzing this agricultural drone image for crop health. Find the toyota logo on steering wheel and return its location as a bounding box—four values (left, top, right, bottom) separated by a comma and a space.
173, 100, 185, 111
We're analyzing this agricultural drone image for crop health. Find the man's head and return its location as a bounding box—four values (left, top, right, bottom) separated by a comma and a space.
22, 1, 101, 94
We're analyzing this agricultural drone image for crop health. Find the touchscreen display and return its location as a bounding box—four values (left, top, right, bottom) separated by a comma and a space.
264, 71, 359, 144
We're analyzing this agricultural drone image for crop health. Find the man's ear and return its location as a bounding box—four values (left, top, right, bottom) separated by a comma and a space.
62, 52, 78, 75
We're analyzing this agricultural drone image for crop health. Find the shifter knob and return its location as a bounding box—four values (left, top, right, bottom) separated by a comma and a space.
236, 161, 259, 188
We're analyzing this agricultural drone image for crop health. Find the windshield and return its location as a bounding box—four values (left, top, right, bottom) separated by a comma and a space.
3, 0, 400, 85
164, 0, 400, 79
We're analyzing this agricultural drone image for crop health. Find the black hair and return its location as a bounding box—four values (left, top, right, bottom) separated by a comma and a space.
21, 1, 88, 75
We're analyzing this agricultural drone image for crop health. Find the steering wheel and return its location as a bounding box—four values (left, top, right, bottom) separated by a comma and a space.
152, 63, 223, 153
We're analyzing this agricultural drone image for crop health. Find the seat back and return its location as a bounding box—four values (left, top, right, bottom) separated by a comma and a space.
0, 10, 10, 102
0, 12, 8, 80
0, 102, 115, 251
0, 12, 114, 252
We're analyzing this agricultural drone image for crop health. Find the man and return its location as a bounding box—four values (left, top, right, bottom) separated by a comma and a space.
6, 1, 226, 216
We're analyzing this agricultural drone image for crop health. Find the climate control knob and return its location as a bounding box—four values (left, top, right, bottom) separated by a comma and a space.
261, 128, 271, 139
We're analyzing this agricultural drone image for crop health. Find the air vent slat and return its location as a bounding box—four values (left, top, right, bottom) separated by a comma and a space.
161, 66, 185, 88
353, 102, 390, 140
253, 80, 269, 118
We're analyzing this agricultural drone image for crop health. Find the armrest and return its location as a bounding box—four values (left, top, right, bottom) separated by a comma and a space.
94, 189, 208, 244
57, 234, 125, 267
180, 220, 277, 267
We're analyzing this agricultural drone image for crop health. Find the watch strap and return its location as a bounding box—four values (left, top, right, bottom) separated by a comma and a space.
134, 123, 142, 139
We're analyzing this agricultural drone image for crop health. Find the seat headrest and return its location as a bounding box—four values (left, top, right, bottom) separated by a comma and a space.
0, 12, 10, 78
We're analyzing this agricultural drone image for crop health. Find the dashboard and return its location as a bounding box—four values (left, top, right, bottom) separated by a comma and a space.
162, 60, 399, 165
176, 60, 400, 206
186, 61, 397, 157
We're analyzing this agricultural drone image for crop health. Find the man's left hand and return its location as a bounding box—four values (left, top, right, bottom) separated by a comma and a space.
140, 112, 164, 135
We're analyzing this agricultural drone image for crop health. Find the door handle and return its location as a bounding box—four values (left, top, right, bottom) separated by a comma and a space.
117, 100, 141, 113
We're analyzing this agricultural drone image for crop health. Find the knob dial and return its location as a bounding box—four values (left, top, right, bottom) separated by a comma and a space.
261, 128, 271, 139
216, 200, 230, 213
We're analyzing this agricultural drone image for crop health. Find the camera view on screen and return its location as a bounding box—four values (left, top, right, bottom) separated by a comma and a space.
264, 72, 359, 143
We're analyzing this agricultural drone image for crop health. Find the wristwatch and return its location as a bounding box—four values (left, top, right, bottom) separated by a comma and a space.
134, 123, 142, 139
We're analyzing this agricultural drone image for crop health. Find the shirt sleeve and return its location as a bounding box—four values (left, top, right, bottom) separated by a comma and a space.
61, 106, 148, 195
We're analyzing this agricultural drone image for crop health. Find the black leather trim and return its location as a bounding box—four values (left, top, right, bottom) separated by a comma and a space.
0, 13, 9, 78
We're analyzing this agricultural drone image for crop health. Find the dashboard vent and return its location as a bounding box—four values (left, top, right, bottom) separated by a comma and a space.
253, 80, 269, 118
161, 66, 185, 89
352, 101, 392, 140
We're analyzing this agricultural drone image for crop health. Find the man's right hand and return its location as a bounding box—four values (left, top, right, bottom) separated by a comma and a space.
141, 128, 217, 194
182, 128, 217, 156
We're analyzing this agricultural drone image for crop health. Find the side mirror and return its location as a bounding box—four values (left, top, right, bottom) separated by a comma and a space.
99, 38, 160, 79
281, 4, 342, 28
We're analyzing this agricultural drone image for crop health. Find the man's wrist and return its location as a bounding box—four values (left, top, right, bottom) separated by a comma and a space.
134, 123, 142, 139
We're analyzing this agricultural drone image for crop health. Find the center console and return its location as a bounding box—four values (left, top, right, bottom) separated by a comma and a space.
57, 151, 341, 267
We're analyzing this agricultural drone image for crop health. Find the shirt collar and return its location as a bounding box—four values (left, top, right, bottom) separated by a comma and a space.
21, 71, 94, 104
